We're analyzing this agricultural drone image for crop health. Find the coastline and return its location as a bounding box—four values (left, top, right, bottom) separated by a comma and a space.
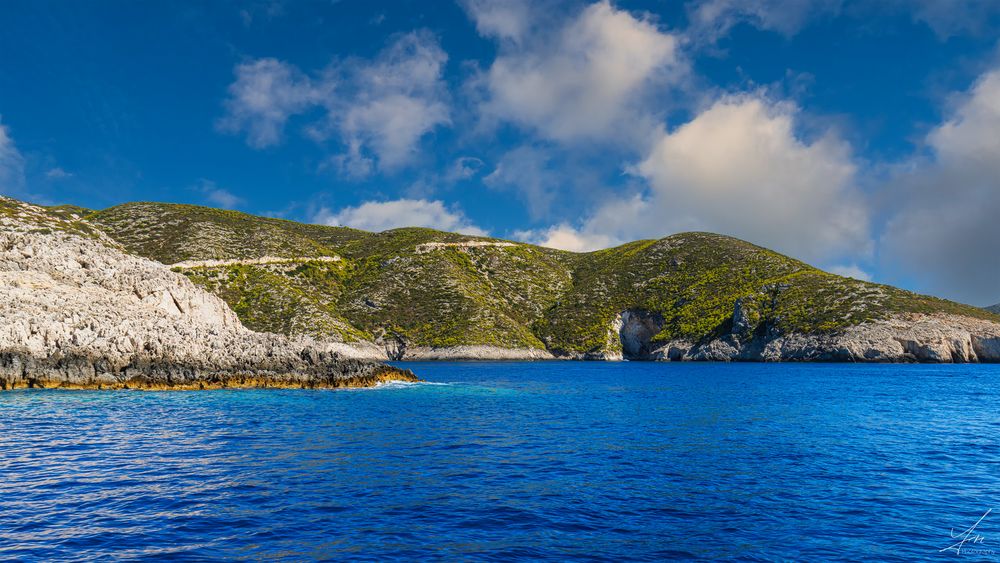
345, 313, 1000, 364
0, 352, 418, 391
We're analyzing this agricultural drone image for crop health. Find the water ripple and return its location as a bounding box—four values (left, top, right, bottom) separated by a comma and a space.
1, 362, 999, 560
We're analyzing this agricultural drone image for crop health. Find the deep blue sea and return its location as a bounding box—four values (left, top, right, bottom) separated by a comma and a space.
1, 362, 999, 561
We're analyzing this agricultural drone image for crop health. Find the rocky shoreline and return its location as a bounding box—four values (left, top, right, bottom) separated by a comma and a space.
5, 194, 1000, 372
346, 311, 1000, 363
0, 351, 417, 390
0, 197, 417, 390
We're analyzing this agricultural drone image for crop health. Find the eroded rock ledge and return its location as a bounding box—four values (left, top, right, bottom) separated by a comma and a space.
0, 351, 416, 390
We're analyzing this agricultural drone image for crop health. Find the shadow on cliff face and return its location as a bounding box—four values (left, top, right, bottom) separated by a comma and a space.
380, 333, 407, 361
618, 310, 665, 360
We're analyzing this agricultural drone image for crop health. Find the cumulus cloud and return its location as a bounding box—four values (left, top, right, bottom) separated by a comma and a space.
513, 223, 616, 252
459, 0, 536, 42
476, 1, 683, 144
219, 32, 450, 175
828, 264, 872, 281
520, 95, 870, 263
631, 95, 869, 262
196, 179, 246, 209
444, 156, 485, 183
483, 146, 564, 220
881, 69, 1000, 305
217, 58, 322, 148
686, 0, 841, 40
0, 119, 25, 194
313, 198, 487, 235
318, 32, 450, 172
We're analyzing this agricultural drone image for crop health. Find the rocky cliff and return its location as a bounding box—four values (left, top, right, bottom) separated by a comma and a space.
592, 305, 1000, 363
76, 200, 1000, 363
0, 197, 415, 389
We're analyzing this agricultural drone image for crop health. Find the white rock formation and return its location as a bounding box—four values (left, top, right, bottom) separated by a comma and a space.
0, 197, 412, 389
400, 345, 557, 361
570, 302, 1000, 363
415, 241, 517, 254
647, 313, 1000, 363
170, 255, 341, 269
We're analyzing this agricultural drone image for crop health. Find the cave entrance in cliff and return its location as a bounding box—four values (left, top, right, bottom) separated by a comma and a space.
619, 310, 665, 360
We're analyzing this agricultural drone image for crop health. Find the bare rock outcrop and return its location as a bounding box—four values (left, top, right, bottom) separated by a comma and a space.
645, 312, 1000, 363
572, 293, 1000, 363
0, 198, 415, 389
400, 345, 556, 361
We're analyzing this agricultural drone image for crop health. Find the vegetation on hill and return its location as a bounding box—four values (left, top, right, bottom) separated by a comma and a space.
90, 202, 366, 264
0, 197, 103, 240
78, 200, 1000, 356
334, 228, 573, 348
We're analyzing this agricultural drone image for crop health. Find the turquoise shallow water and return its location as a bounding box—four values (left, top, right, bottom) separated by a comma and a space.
1, 361, 999, 561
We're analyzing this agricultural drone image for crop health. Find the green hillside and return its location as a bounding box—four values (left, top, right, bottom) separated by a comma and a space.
89, 202, 366, 264
85, 201, 999, 357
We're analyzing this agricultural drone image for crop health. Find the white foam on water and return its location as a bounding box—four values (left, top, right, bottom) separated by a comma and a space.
367, 380, 452, 391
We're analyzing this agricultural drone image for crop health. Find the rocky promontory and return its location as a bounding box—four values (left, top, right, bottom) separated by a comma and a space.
576, 305, 1000, 363
0, 197, 416, 390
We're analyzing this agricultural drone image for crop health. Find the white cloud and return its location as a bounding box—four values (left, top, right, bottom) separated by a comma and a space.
684, 0, 1000, 42
197, 179, 246, 210
881, 69, 1000, 305
444, 156, 485, 183
325, 32, 451, 172
460, 0, 535, 42
906, 0, 1000, 39
477, 1, 683, 144
629, 95, 869, 262
0, 119, 25, 195
217, 58, 322, 148
925, 70, 1000, 162
522, 95, 870, 263
219, 32, 450, 175
828, 264, 872, 281
686, 0, 841, 41
513, 223, 615, 252
0, 119, 52, 204
313, 198, 487, 235
45, 167, 73, 180
327, 139, 375, 179
483, 146, 563, 220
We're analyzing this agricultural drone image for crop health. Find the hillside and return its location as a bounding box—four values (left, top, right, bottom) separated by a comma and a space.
0, 197, 414, 389
89, 202, 367, 264
988, 304, 1000, 314
83, 201, 1000, 362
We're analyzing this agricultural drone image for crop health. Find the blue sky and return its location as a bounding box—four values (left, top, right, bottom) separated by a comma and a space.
2, 0, 1000, 305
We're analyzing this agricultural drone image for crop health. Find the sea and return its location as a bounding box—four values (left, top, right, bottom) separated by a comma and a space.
1, 361, 998, 561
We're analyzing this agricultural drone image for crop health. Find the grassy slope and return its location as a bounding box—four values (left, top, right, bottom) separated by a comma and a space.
84, 201, 1000, 353
0, 197, 104, 240
89, 202, 366, 264
334, 228, 572, 348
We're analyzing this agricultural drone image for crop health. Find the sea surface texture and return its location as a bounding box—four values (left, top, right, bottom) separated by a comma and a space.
1, 362, 999, 561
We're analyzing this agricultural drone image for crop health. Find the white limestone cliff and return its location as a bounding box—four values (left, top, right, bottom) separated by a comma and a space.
0, 197, 412, 389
